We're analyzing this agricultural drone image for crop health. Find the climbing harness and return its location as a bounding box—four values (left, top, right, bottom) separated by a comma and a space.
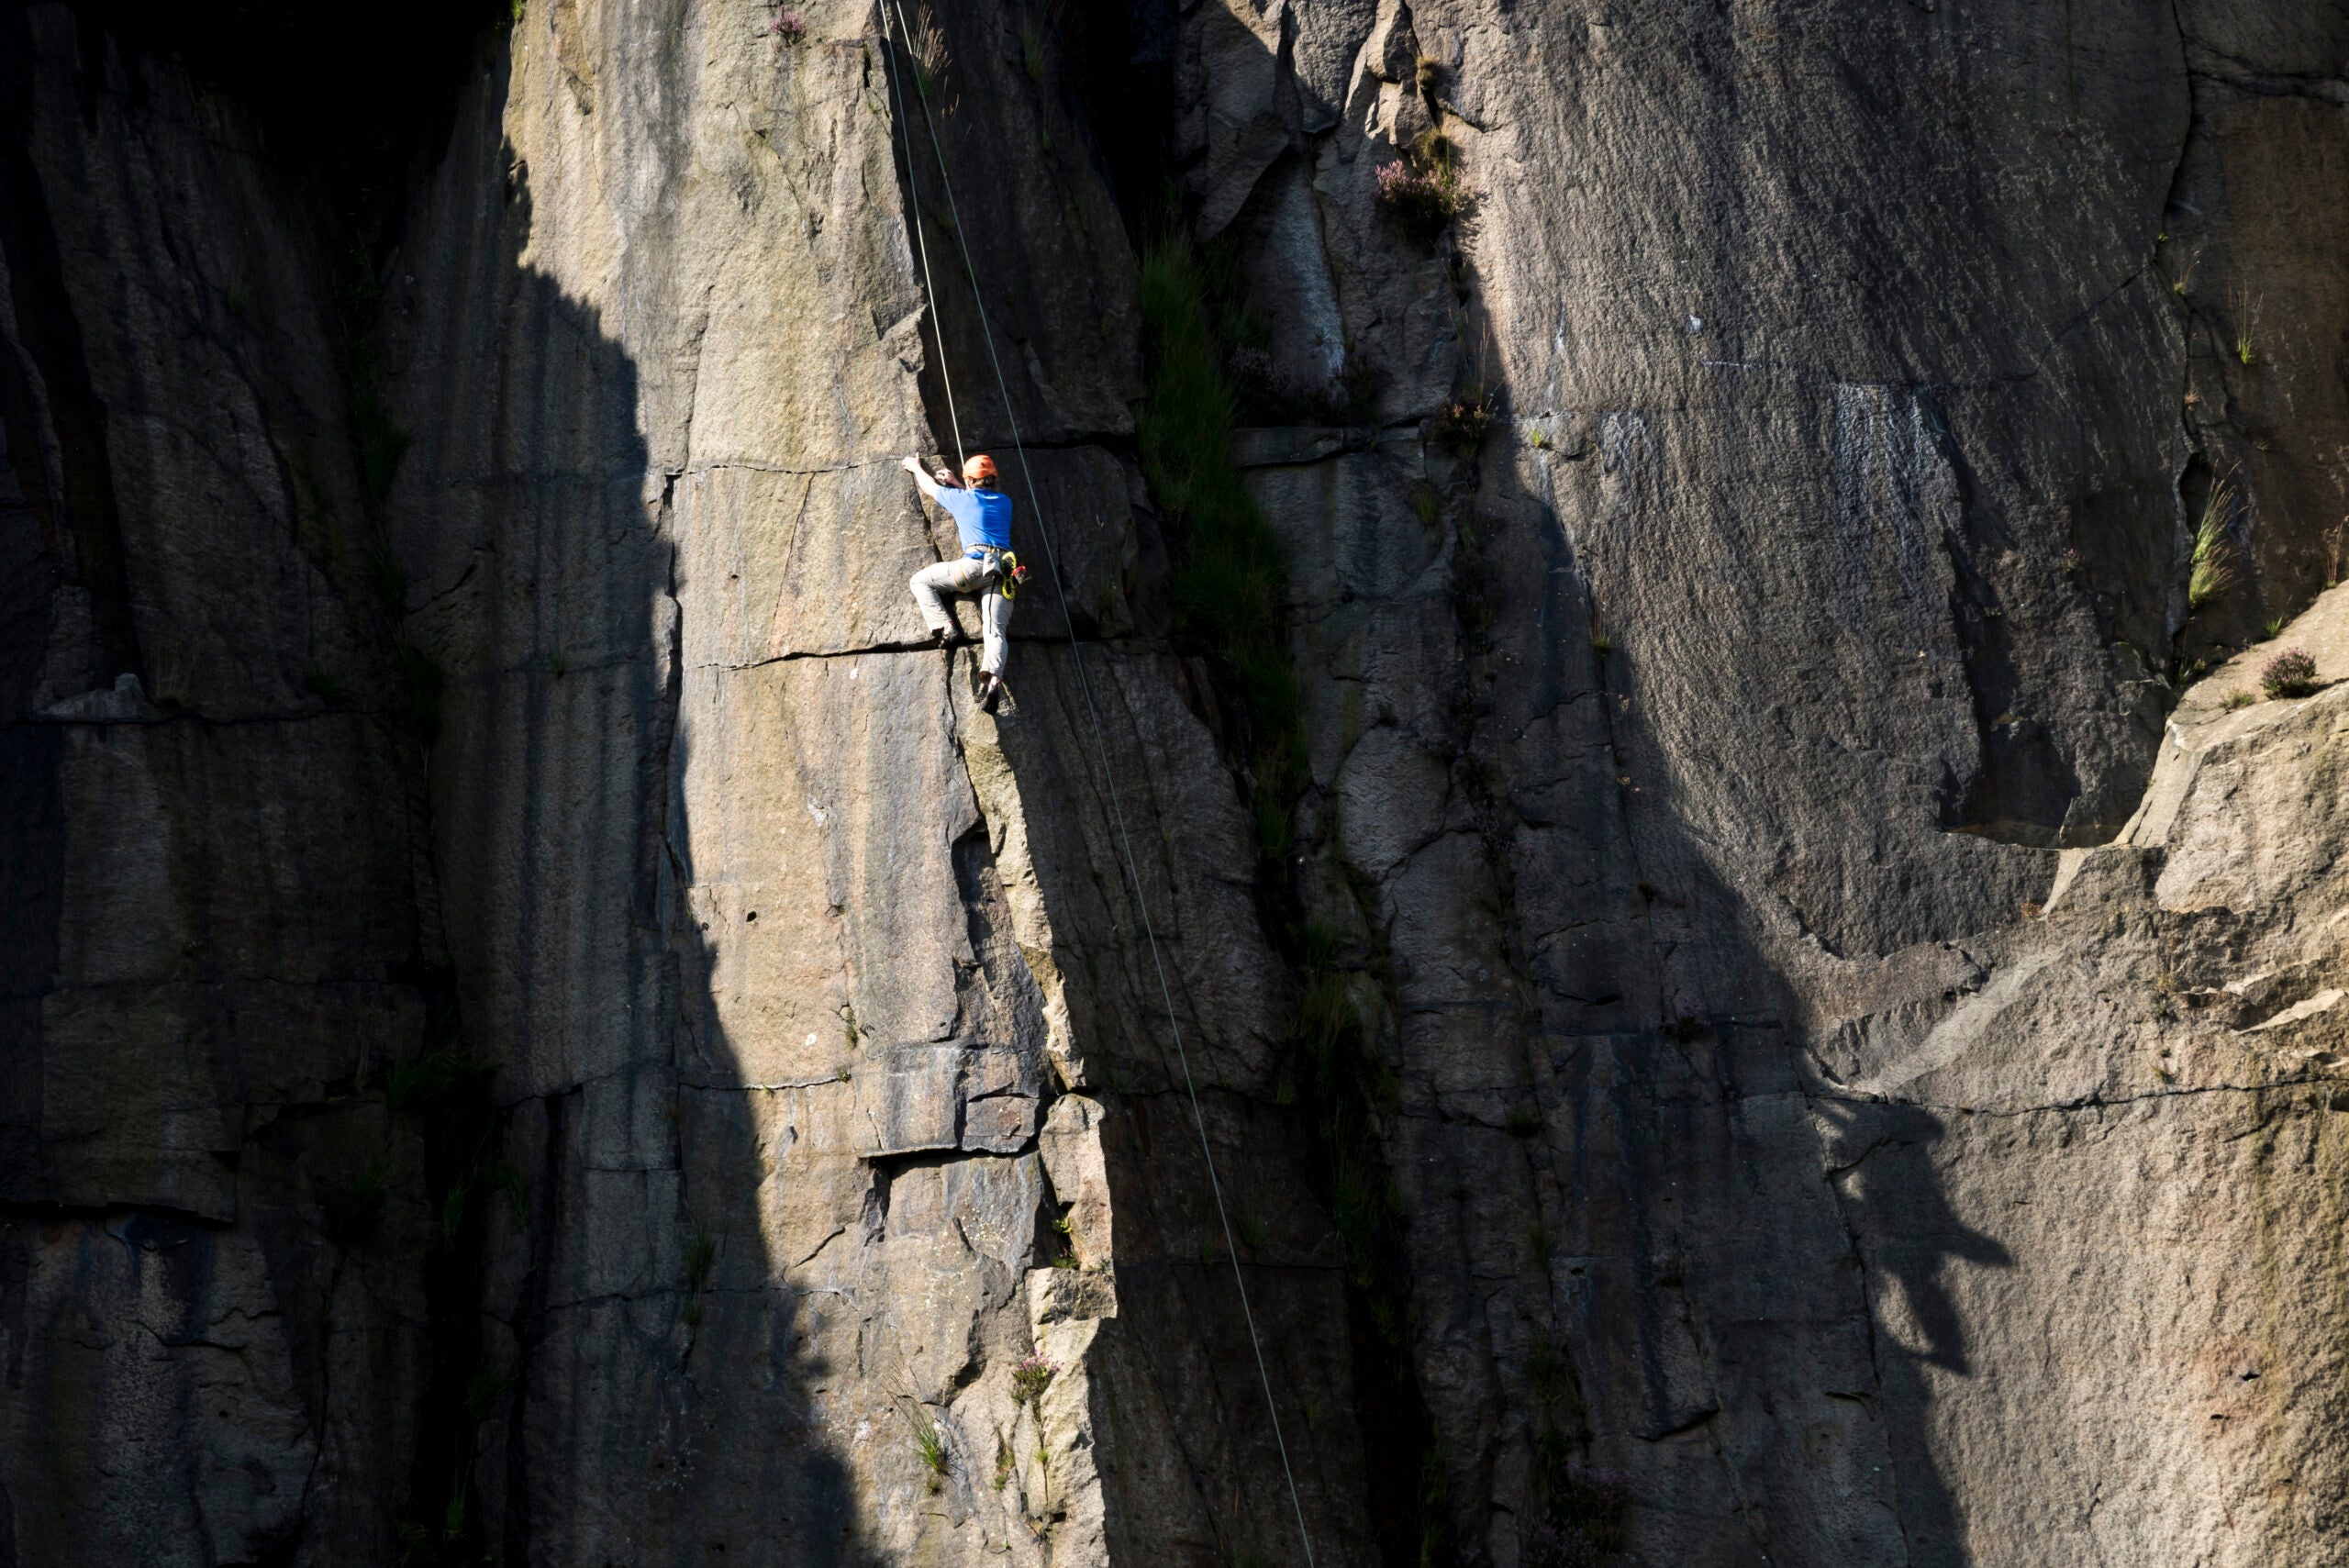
875, 10, 1318, 1565
961, 541, 1022, 595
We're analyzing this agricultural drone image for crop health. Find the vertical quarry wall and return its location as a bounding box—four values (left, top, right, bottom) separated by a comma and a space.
2, 2, 2345, 1566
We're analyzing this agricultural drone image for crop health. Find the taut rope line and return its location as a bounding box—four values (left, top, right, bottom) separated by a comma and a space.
877, 8, 964, 473
874, 9, 1319, 1565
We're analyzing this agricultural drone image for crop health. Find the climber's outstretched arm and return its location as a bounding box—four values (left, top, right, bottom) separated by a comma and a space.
899, 453, 953, 506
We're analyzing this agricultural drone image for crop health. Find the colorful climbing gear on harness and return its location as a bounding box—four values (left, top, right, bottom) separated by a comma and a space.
998, 551, 1029, 600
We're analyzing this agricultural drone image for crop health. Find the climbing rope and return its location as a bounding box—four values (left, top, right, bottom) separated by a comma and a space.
877, 6, 964, 473
874, 10, 1319, 1565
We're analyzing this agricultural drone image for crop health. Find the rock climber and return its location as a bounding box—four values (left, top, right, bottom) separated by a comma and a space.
902, 450, 1016, 713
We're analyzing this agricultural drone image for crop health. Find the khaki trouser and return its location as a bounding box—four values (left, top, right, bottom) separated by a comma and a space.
909, 554, 1011, 676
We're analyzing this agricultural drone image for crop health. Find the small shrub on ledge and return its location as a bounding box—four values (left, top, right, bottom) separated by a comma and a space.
766, 7, 805, 42
1376, 139, 1465, 242
2261, 648, 2318, 699
1011, 1353, 1058, 1406
1429, 395, 1492, 457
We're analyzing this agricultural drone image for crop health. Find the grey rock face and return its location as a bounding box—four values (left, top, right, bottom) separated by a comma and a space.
5, 0, 2347, 1564
1187, 0, 2349, 1562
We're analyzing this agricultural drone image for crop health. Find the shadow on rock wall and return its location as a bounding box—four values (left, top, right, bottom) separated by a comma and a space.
0, 11, 473, 1560
380, 113, 874, 1559
1814, 1099, 2014, 1568
1467, 432, 2021, 1566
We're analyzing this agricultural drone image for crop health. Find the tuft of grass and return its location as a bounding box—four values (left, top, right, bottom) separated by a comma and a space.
1408, 480, 1443, 528
2234, 285, 2259, 365
547, 647, 569, 678
2261, 616, 2284, 641
2223, 689, 2255, 711
1522, 1344, 1620, 1565
2188, 473, 2237, 612
1022, 27, 1044, 84
1415, 54, 1442, 95
323, 1156, 390, 1245
1522, 422, 1552, 450
907, 4, 953, 109
2261, 648, 2318, 699
907, 1405, 949, 1490
1254, 791, 1295, 862
440, 1184, 470, 1247
1138, 227, 1308, 851
492, 1162, 531, 1229
685, 1229, 718, 1293
464, 1368, 513, 1424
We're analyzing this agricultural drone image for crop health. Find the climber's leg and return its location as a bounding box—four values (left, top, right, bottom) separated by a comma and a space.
909, 560, 957, 636
978, 581, 1011, 676
910, 557, 988, 642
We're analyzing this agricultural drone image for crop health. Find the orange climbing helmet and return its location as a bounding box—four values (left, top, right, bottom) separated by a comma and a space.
963, 453, 999, 487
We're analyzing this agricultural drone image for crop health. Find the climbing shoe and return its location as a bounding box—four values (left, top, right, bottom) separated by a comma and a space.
976, 674, 1007, 714
933, 625, 961, 651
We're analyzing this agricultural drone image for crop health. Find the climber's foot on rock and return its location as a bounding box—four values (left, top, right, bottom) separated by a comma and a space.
976, 674, 1007, 714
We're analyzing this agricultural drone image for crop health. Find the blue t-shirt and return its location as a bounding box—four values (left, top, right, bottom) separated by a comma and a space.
938, 485, 1013, 551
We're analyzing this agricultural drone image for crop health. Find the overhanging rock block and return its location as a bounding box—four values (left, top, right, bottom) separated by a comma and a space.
853, 1041, 1041, 1157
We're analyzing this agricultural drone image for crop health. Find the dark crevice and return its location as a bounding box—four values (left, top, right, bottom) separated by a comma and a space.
0, 6, 142, 686
1052, 0, 1176, 238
